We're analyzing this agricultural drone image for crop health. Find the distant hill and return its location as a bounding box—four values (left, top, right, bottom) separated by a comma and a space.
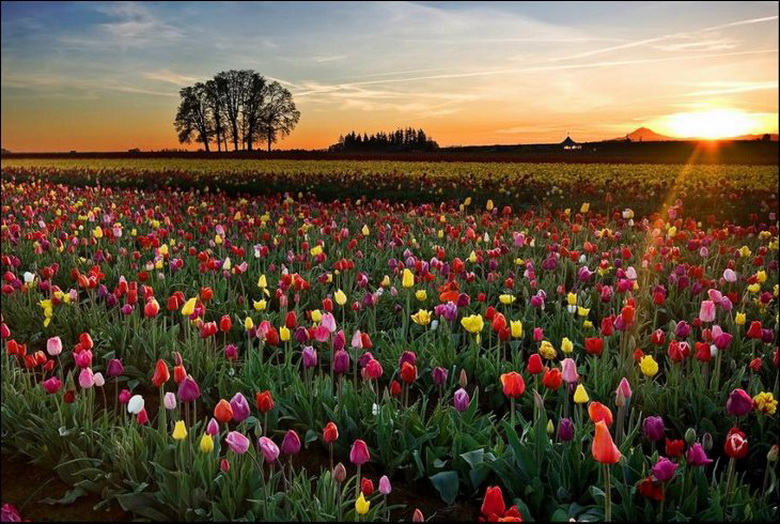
612, 127, 778, 142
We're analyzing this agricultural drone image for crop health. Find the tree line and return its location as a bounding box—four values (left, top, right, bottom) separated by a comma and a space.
329, 128, 439, 152
174, 69, 300, 152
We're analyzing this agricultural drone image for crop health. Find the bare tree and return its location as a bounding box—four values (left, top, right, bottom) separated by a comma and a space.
205, 77, 227, 153
259, 81, 300, 152
174, 83, 211, 152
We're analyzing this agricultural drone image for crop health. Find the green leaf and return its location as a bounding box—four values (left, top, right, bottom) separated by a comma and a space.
429, 471, 459, 505
41, 486, 88, 505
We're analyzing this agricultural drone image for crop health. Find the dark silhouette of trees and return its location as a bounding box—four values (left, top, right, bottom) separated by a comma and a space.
329, 127, 438, 152
174, 83, 212, 152
259, 81, 301, 152
174, 70, 299, 152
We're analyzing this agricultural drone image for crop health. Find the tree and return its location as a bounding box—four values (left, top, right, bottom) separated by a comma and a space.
205, 78, 227, 152
242, 72, 266, 151
174, 83, 212, 152
259, 81, 300, 152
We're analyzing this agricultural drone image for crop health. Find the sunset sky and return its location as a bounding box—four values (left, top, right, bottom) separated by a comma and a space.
1, 1, 778, 152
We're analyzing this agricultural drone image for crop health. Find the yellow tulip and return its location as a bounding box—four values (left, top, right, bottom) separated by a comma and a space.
181, 297, 197, 317
566, 293, 577, 306
361, 224, 370, 236
510, 320, 523, 338
415, 289, 427, 301
738, 245, 751, 258
580, 202, 590, 213
199, 434, 214, 453
258, 274, 268, 289
402, 268, 414, 288
561, 337, 573, 353
214, 234, 223, 245
468, 250, 477, 263
486, 199, 494, 211
92, 226, 103, 239
311, 309, 322, 323
253, 299, 267, 311
577, 307, 590, 317
334, 289, 347, 306
355, 493, 370, 515
499, 294, 516, 305
381, 275, 391, 287
310, 244, 323, 256
582, 320, 594, 329
539, 341, 557, 360
573, 384, 589, 403
172, 420, 187, 440
280, 326, 291, 342
747, 283, 760, 294
639, 355, 659, 377
244, 316, 254, 330
461, 314, 484, 334
411, 309, 432, 326
735, 312, 746, 325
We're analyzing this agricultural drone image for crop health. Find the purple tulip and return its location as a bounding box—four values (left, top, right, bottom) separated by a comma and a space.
225, 431, 250, 454
557, 417, 574, 441
358, 351, 374, 368
177, 375, 201, 402
230, 392, 251, 422
643, 416, 665, 441
281, 430, 301, 455
106, 358, 124, 378
120, 304, 134, 316
432, 367, 449, 386
456, 293, 470, 308
224, 344, 238, 360
651, 457, 678, 482
398, 351, 417, 368
453, 388, 470, 412
118, 388, 132, 404
686, 443, 713, 466
329, 348, 349, 373
434, 302, 458, 322
674, 321, 690, 339
302, 346, 318, 368
332, 330, 346, 352
293, 326, 309, 344
725, 388, 753, 417
206, 417, 220, 436
258, 436, 280, 463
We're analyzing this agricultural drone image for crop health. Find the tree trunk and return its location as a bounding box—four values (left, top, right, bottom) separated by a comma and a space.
267, 128, 272, 152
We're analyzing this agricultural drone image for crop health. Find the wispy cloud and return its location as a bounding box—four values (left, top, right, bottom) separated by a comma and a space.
313, 55, 348, 63
143, 69, 198, 86
60, 2, 184, 49
682, 81, 778, 96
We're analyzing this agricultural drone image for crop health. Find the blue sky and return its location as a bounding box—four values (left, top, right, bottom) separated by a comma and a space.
1, 1, 777, 151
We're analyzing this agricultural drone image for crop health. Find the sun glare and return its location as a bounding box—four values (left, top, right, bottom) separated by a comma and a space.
661, 109, 760, 139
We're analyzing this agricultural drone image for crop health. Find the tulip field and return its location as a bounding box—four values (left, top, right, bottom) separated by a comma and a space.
0, 157, 778, 522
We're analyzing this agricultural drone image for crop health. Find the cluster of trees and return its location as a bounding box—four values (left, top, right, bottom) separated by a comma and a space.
329, 128, 439, 152
174, 69, 300, 152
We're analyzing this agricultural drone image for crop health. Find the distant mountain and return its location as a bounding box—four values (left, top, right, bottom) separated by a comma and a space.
611, 127, 778, 142
611, 127, 676, 142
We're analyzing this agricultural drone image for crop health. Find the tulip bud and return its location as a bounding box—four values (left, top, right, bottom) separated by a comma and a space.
459, 369, 468, 388
546, 419, 554, 436
333, 462, 347, 483
533, 389, 544, 411
412, 509, 424, 522
768, 445, 779, 462
684, 427, 696, 445
702, 432, 713, 451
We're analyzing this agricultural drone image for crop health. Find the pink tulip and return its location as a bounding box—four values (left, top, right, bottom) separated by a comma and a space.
699, 300, 716, 323
225, 431, 250, 454
46, 336, 62, 356
723, 268, 737, 283
42, 376, 63, 394
78, 367, 95, 389
258, 436, 280, 463
350, 439, 371, 465
351, 330, 363, 349
561, 358, 578, 384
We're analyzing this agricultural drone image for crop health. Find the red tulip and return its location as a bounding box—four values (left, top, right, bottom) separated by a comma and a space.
588, 402, 613, 427
585, 337, 604, 356
527, 354, 543, 374
219, 314, 232, 332
724, 427, 748, 459
173, 364, 186, 384
542, 368, 562, 390
151, 359, 170, 387
256, 390, 274, 413
323, 422, 339, 444
400, 361, 417, 384
500, 372, 525, 398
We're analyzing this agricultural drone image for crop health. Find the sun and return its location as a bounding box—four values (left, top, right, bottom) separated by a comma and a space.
661, 109, 760, 139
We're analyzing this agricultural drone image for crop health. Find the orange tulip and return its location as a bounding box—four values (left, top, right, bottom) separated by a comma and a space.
592, 420, 621, 464
500, 372, 525, 398
588, 401, 613, 427
214, 399, 234, 424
